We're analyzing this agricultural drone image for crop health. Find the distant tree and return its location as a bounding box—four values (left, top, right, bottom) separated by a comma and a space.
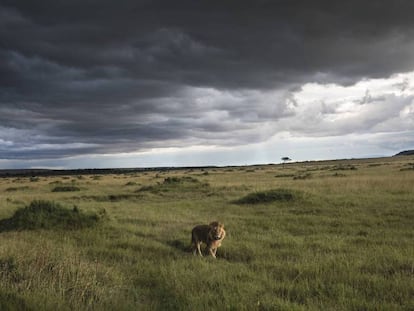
281, 157, 292, 165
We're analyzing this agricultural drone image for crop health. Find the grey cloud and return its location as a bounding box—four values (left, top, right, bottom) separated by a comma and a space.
4, 1, 414, 87
1, 0, 414, 161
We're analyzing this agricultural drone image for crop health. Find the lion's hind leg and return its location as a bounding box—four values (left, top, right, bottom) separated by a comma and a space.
191, 233, 203, 256
196, 242, 203, 256
192, 241, 203, 256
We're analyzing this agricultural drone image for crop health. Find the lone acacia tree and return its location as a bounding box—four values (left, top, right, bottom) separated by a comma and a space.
281, 157, 292, 165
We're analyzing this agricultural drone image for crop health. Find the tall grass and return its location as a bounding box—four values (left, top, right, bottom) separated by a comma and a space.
0, 156, 413, 310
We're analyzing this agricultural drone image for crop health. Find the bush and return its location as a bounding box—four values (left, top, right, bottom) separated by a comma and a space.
0, 200, 105, 231
234, 189, 298, 204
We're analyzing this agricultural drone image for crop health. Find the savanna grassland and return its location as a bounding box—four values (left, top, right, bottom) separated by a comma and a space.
0, 157, 413, 310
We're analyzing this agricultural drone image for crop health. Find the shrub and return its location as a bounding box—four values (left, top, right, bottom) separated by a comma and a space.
234, 189, 298, 204
0, 200, 105, 231
52, 186, 81, 192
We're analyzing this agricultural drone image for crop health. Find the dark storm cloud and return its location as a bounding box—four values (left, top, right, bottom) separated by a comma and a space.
1, 0, 414, 160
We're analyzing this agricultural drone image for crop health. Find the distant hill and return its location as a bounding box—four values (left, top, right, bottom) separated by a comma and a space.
0, 166, 218, 178
395, 150, 414, 156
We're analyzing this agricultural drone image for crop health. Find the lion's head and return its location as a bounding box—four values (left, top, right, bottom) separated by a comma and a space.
209, 221, 225, 240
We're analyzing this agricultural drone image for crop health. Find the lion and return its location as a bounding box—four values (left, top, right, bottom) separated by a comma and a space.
191, 221, 226, 258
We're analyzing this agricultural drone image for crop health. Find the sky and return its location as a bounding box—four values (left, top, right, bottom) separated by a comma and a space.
1, 0, 414, 169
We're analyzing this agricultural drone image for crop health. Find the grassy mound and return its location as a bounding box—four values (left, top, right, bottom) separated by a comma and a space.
235, 188, 298, 204
0, 200, 105, 231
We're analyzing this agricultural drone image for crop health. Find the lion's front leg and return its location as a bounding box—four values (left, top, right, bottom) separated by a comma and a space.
208, 246, 217, 258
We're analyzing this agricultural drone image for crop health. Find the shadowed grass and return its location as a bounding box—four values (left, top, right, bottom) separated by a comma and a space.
0, 291, 32, 311
5, 186, 30, 192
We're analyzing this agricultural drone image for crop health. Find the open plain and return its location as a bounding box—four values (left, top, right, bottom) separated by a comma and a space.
0, 156, 413, 310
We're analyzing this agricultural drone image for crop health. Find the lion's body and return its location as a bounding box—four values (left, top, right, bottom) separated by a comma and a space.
191, 221, 226, 258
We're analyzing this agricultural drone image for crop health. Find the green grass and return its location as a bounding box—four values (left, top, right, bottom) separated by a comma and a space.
0, 156, 413, 310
